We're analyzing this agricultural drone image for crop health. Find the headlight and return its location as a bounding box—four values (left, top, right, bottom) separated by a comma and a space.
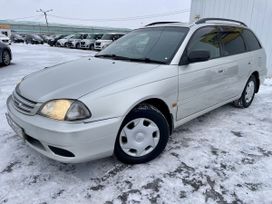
40, 99, 91, 121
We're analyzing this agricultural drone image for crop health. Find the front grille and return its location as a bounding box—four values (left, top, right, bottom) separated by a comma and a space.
95, 42, 101, 46
2, 40, 8, 43
12, 90, 39, 115
81, 42, 85, 45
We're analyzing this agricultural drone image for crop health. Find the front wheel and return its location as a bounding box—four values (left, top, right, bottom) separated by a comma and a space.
233, 75, 257, 108
2, 50, 11, 66
114, 104, 169, 164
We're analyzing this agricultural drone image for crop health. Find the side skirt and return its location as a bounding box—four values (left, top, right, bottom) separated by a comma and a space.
174, 96, 239, 129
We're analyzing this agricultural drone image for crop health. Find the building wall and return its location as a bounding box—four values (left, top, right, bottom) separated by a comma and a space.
190, 0, 272, 76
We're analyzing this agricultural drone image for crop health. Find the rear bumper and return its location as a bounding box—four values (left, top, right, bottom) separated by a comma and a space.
6, 96, 122, 163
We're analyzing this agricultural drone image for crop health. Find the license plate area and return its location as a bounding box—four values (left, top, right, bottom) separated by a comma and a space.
6, 113, 25, 138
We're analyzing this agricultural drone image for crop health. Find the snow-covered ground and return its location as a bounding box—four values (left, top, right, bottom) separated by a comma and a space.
0, 44, 272, 204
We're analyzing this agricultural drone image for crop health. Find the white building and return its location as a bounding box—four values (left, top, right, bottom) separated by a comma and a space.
190, 0, 272, 76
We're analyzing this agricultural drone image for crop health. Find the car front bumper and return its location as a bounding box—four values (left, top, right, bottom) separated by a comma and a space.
94, 45, 102, 50
67, 42, 76, 48
80, 44, 89, 49
6, 96, 122, 163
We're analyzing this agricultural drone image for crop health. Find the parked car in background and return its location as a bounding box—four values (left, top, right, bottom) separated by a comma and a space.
5, 18, 267, 164
0, 42, 12, 66
38, 34, 52, 44
48, 34, 67, 46
25, 34, 44, 44
94, 33, 125, 50
67, 33, 88, 49
56, 34, 74, 47
80, 33, 103, 50
0, 34, 11, 45
10, 33, 24, 43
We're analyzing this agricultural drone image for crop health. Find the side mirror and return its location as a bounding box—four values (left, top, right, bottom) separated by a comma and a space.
187, 50, 210, 64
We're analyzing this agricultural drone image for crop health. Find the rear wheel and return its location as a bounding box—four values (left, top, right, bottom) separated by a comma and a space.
114, 104, 169, 164
2, 50, 11, 66
233, 75, 257, 108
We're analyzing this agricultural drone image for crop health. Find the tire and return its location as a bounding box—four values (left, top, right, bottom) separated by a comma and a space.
89, 44, 94, 50
233, 75, 257, 108
114, 104, 169, 164
2, 50, 11, 66
76, 43, 80, 49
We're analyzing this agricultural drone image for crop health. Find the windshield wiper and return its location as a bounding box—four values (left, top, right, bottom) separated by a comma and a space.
129, 58, 167, 64
95, 54, 167, 64
95, 54, 132, 61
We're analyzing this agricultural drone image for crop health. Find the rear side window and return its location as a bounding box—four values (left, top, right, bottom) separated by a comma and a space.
187, 27, 221, 59
242, 29, 262, 51
221, 27, 246, 56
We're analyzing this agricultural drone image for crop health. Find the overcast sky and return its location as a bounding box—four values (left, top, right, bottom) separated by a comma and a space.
0, 0, 191, 28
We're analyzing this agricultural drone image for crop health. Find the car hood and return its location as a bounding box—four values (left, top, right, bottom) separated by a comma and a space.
96, 40, 112, 43
82, 39, 95, 43
0, 36, 9, 41
18, 57, 159, 102
58, 39, 68, 42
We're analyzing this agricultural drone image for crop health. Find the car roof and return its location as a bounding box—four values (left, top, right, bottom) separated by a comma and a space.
145, 18, 247, 29
103, 33, 125, 35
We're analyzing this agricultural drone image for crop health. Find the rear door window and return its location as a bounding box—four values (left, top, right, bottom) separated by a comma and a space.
220, 27, 246, 56
241, 29, 262, 51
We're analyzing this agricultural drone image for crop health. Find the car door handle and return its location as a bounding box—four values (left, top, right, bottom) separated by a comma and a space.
218, 69, 224, 73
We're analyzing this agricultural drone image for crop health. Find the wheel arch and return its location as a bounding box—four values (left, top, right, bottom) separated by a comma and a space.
123, 97, 174, 134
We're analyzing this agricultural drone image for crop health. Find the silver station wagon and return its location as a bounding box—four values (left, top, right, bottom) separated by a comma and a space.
6, 18, 267, 164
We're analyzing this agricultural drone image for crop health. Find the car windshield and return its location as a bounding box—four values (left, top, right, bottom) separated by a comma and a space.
96, 27, 189, 64
86, 34, 95, 39
101, 34, 114, 40
55, 34, 62, 38
33, 35, 42, 40
71, 34, 81, 39
13, 34, 22, 38
94, 34, 102, 39
64, 34, 73, 39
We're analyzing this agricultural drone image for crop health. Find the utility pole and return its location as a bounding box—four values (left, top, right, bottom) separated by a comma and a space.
36, 9, 53, 34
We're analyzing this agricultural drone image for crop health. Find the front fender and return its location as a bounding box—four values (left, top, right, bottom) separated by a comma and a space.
80, 74, 178, 123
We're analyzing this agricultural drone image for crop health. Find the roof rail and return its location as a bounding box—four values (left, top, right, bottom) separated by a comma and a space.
195, 18, 247, 27
145, 21, 181, 27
